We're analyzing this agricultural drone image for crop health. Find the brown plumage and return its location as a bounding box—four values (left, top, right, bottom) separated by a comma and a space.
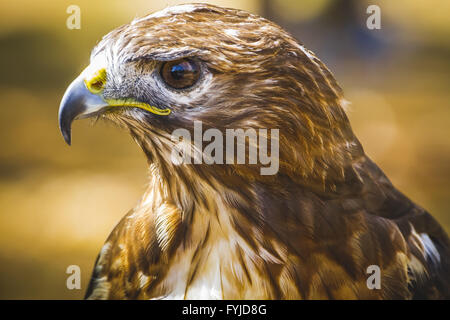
58, 4, 449, 299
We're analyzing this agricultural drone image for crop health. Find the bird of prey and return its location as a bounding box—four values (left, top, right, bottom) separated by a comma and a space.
58, 3, 449, 299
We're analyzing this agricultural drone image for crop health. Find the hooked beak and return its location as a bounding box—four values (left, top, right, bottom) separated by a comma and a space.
58, 74, 108, 145
59, 66, 171, 146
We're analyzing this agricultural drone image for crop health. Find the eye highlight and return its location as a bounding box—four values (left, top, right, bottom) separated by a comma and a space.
160, 59, 200, 89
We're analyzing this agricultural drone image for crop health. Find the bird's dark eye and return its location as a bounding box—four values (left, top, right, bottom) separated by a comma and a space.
160, 59, 200, 89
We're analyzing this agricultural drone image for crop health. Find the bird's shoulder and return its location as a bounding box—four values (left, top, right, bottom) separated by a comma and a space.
346, 156, 450, 298
84, 206, 166, 299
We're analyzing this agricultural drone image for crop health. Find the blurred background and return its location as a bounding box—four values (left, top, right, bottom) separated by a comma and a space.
0, 0, 449, 299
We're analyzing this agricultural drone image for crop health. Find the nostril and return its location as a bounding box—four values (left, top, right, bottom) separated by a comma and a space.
85, 68, 107, 94
90, 80, 104, 92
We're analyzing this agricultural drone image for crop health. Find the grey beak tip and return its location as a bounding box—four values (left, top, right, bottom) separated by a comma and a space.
59, 112, 73, 146
62, 131, 72, 146
58, 76, 88, 147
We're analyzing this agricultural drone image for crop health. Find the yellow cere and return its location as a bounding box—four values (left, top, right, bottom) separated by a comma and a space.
84, 68, 171, 116
84, 68, 107, 94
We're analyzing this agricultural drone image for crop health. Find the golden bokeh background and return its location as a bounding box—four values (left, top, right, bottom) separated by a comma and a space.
0, 0, 449, 299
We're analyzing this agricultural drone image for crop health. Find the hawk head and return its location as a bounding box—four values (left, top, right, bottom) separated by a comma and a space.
59, 3, 361, 189
59, 4, 450, 300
